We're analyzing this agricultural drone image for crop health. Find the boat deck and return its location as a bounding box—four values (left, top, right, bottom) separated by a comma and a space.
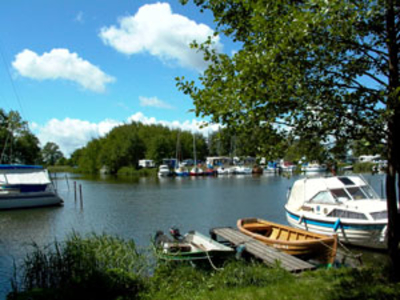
210, 227, 316, 273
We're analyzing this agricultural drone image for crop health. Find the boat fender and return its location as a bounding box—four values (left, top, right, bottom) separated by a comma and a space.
236, 244, 246, 259
333, 219, 341, 232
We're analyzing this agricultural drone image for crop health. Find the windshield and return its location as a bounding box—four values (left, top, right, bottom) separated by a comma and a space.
330, 189, 351, 202
346, 187, 366, 200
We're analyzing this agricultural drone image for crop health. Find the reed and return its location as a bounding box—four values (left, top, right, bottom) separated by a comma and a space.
10, 232, 148, 300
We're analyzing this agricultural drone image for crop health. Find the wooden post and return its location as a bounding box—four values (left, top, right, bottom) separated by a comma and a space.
79, 184, 83, 209
74, 181, 77, 202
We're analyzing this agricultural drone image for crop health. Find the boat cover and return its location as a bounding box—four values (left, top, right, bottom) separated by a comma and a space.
0, 169, 50, 185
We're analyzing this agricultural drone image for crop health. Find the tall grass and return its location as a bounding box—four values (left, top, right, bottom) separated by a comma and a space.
10, 232, 148, 300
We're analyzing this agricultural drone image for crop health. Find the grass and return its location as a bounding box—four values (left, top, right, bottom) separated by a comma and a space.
8, 233, 400, 300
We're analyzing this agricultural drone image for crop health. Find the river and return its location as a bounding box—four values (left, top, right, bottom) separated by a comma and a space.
0, 172, 387, 298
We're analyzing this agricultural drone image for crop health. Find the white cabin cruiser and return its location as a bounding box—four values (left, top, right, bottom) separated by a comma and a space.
285, 176, 388, 249
0, 165, 63, 210
158, 165, 172, 177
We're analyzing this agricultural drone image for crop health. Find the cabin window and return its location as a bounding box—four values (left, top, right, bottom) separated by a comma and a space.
308, 191, 335, 204
328, 209, 368, 220
370, 211, 388, 220
330, 189, 351, 202
346, 187, 366, 200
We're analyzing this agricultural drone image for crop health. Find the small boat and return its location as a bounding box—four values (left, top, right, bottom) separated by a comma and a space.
217, 166, 230, 175
285, 175, 388, 249
301, 162, 327, 173
158, 165, 172, 177
232, 166, 253, 175
174, 165, 189, 176
154, 228, 234, 261
189, 166, 204, 176
237, 218, 337, 264
263, 162, 278, 173
0, 164, 63, 210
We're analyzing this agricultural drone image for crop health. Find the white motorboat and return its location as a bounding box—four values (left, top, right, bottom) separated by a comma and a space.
285, 175, 388, 249
301, 162, 327, 173
0, 165, 63, 210
232, 166, 252, 174
158, 165, 172, 177
217, 166, 230, 175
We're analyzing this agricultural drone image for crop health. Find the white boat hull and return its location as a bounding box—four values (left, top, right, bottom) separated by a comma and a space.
286, 209, 387, 249
0, 192, 63, 210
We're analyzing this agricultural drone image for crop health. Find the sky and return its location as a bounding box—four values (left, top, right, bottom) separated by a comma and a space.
0, 0, 237, 156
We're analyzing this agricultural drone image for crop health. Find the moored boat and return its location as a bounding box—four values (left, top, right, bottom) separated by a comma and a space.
0, 164, 63, 210
285, 175, 388, 249
154, 228, 234, 261
158, 165, 172, 177
237, 218, 337, 264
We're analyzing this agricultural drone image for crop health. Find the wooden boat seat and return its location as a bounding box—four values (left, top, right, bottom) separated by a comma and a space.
243, 224, 272, 236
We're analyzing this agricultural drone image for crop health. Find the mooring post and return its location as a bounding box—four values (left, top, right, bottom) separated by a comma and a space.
74, 181, 77, 202
79, 184, 83, 209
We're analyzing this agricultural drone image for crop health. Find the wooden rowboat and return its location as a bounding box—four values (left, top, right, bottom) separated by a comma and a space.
237, 218, 337, 264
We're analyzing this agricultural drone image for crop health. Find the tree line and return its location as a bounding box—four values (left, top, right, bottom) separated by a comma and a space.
1, 109, 384, 174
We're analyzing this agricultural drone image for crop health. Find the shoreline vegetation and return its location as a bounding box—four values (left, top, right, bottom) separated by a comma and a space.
47, 162, 382, 177
8, 233, 400, 300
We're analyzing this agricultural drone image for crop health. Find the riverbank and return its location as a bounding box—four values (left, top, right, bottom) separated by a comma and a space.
8, 233, 400, 300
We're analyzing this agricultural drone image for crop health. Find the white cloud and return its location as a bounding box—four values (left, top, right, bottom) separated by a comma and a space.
99, 2, 222, 71
33, 113, 220, 157
139, 96, 173, 109
12, 48, 115, 93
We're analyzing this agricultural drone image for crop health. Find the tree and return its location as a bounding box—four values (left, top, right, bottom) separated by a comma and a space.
41, 142, 64, 166
0, 109, 41, 164
178, 0, 400, 271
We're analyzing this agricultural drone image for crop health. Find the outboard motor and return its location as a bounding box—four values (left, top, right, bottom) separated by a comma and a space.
169, 227, 183, 240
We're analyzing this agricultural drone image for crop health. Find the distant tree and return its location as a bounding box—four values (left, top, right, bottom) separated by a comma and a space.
41, 142, 64, 166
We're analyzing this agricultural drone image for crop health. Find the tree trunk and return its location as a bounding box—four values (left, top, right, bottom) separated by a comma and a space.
386, 0, 400, 278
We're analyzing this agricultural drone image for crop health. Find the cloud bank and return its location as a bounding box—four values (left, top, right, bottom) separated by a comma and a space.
99, 2, 221, 71
33, 112, 220, 156
12, 48, 115, 93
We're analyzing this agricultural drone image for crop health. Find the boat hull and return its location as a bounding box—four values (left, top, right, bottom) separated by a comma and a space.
0, 192, 64, 210
285, 209, 387, 249
237, 218, 337, 264
155, 231, 234, 262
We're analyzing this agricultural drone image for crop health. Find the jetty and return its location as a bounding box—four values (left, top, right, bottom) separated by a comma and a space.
210, 227, 316, 273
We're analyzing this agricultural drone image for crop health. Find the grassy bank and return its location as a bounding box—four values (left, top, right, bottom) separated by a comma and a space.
8, 233, 400, 300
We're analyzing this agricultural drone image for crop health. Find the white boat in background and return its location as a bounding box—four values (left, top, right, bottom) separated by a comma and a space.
285, 175, 388, 249
301, 162, 327, 173
0, 165, 63, 210
189, 166, 203, 176
232, 166, 252, 174
217, 166, 230, 175
158, 165, 172, 177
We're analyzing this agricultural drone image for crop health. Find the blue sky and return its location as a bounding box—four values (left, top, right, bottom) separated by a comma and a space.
0, 0, 235, 156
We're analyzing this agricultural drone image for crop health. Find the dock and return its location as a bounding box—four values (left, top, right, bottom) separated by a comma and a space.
210, 227, 316, 273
